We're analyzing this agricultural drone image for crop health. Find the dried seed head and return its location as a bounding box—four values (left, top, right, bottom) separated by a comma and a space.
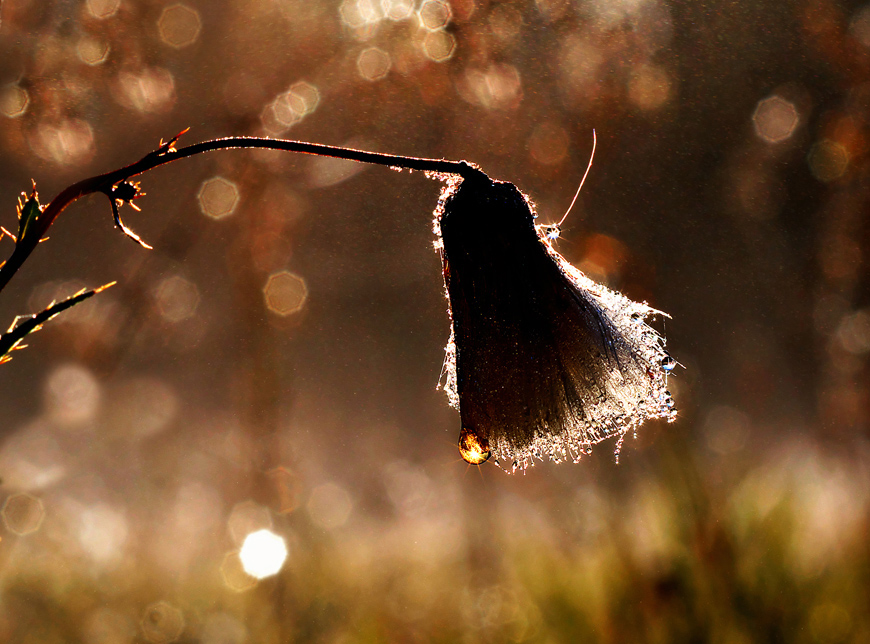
434, 172, 675, 471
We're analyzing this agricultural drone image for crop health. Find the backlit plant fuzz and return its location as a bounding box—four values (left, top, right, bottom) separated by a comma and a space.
434, 169, 676, 472
0, 131, 676, 471
459, 426, 491, 465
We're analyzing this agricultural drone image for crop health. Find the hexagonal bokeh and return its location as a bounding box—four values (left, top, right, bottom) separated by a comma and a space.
307, 483, 352, 530
0, 85, 29, 118
357, 48, 391, 81
141, 601, 185, 644
753, 95, 799, 144
339, 0, 379, 29
87, 0, 120, 19
2, 493, 45, 536
158, 4, 202, 49
227, 500, 272, 545
384, 0, 414, 21
155, 275, 200, 322
197, 177, 240, 219
263, 270, 308, 316
418, 0, 451, 30
239, 529, 288, 579
77, 38, 110, 66
220, 550, 257, 592
808, 139, 849, 182
287, 81, 320, 117
423, 30, 456, 62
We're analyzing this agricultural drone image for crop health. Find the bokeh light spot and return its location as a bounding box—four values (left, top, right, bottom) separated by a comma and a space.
141, 601, 185, 644
0, 85, 29, 118
850, 6, 870, 48
78, 504, 129, 564
836, 309, 870, 355
418, 0, 452, 30
264, 270, 308, 315
703, 406, 750, 455
384, 0, 414, 21
77, 37, 110, 66
808, 140, 849, 182
239, 529, 288, 579
753, 95, 799, 143
307, 482, 352, 529
357, 47, 391, 81
339, 0, 382, 28
264, 81, 320, 133
285, 81, 320, 119
459, 64, 522, 109
628, 64, 672, 111
528, 122, 568, 166
198, 176, 240, 219
30, 120, 95, 165
158, 4, 202, 49
220, 551, 257, 592
422, 30, 456, 62
155, 276, 200, 322
45, 363, 101, 428
2, 493, 45, 535
117, 68, 176, 113
87, 0, 120, 19
227, 500, 272, 545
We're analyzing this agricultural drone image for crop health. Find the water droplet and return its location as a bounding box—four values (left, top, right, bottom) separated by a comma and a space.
458, 426, 491, 465
661, 354, 676, 372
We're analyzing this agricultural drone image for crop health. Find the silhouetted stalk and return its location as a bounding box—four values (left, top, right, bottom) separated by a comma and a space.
0, 134, 484, 293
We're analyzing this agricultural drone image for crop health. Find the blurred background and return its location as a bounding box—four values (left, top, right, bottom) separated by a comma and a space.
0, 0, 868, 641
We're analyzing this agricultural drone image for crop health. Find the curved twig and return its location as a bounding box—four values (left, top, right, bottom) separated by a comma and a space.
0, 134, 484, 293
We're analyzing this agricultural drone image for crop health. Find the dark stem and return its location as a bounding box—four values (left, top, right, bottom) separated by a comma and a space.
0, 136, 487, 293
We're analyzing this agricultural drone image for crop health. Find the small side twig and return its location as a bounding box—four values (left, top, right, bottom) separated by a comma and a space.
0, 282, 116, 364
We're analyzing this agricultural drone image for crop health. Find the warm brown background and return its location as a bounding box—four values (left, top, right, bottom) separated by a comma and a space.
1, 0, 868, 642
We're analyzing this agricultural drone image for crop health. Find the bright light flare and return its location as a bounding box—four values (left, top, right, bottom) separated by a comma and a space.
239, 529, 288, 579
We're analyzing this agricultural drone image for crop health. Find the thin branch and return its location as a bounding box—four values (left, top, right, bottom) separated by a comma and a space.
0, 282, 115, 364
0, 135, 485, 293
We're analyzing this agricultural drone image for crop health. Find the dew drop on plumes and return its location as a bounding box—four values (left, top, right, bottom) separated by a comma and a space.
433, 173, 677, 471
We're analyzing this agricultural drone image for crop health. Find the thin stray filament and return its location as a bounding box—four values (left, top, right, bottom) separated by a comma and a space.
554, 129, 598, 237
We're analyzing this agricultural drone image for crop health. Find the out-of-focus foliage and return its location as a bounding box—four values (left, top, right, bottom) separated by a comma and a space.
1, 0, 869, 642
